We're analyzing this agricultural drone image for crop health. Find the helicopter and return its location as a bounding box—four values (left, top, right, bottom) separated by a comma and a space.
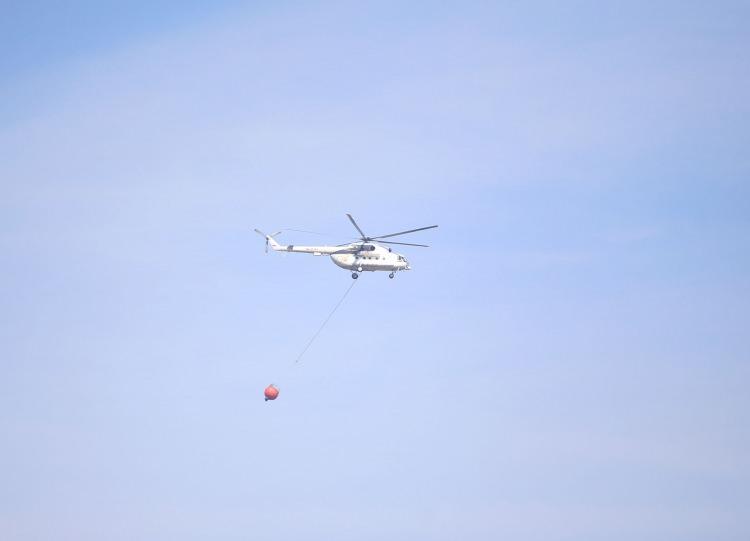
255, 214, 438, 279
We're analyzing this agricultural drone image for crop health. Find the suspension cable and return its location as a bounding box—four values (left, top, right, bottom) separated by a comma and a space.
294, 279, 358, 364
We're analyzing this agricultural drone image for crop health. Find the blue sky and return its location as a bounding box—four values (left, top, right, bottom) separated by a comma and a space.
1, 2, 749, 540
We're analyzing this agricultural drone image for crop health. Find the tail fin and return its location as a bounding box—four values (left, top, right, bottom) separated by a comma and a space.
254, 229, 282, 252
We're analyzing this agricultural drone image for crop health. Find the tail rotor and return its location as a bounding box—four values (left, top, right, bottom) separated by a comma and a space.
254, 229, 282, 254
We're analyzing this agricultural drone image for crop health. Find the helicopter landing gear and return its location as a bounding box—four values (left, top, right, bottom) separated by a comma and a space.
351, 272, 359, 279
389, 272, 395, 279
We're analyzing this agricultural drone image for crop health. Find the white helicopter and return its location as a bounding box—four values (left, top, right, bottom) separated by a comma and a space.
255, 214, 438, 279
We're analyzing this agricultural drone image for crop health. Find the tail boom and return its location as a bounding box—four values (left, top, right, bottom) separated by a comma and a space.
254, 229, 342, 255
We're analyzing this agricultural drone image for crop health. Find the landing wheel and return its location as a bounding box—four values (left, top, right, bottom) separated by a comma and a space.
351, 273, 359, 279
389, 272, 395, 279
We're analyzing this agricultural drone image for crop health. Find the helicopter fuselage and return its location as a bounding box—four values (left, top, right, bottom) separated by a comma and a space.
270, 241, 409, 273
329, 244, 410, 273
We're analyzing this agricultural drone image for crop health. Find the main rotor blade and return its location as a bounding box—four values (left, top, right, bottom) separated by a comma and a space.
281, 228, 327, 236
378, 240, 430, 247
371, 224, 438, 240
346, 213, 367, 239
